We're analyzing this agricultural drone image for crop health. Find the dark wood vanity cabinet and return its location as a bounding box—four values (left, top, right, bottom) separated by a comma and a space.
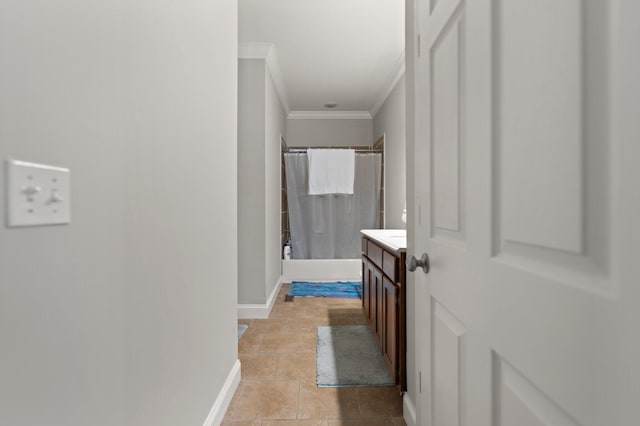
361, 235, 406, 392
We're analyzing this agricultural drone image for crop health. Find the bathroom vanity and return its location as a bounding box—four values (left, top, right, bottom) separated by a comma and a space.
360, 229, 406, 392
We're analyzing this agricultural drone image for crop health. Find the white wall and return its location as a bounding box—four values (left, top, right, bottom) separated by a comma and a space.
373, 75, 407, 229
286, 118, 373, 147
237, 58, 286, 306
0, 1, 238, 425
238, 59, 267, 304
265, 68, 286, 299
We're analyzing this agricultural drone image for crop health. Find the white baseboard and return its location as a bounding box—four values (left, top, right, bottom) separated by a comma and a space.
237, 276, 284, 319
281, 259, 361, 282
202, 359, 241, 426
403, 392, 417, 426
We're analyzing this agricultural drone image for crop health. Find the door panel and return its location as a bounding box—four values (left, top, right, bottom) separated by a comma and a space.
382, 276, 399, 381
496, 0, 584, 255
492, 0, 611, 293
494, 356, 580, 426
432, 300, 466, 426
410, 0, 632, 425
431, 9, 463, 238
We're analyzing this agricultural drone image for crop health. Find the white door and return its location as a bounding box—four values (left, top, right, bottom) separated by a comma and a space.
408, 0, 640, 425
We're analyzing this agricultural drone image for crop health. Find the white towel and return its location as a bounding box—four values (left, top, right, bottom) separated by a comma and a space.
307, 149, 355, 195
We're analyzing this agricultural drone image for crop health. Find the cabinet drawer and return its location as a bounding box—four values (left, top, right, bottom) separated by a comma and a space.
367, 240, 383, 267
383, 250, 398, 282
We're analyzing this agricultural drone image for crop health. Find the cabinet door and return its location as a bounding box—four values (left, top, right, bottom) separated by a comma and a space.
373, 265, 383, 346
382, 276, 399, 383
361, 256, 371, 320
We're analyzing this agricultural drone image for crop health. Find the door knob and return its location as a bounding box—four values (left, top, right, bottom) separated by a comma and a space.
407, 253, 430, 274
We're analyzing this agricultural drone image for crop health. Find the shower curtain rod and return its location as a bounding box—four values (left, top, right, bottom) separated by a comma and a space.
284, 147, 383, 154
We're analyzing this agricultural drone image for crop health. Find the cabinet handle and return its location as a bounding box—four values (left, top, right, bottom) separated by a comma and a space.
407, 253, 430, 274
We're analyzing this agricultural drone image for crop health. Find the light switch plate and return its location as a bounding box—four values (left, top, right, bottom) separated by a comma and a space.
5, 159, 71, 227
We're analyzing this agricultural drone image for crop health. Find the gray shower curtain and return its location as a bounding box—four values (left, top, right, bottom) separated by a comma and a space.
284, 152, 382, 259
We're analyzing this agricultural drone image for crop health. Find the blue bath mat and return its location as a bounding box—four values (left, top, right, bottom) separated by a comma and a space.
289, 281, 362, 299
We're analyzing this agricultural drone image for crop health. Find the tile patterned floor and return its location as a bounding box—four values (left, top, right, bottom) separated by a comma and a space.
223, 284, 406, 425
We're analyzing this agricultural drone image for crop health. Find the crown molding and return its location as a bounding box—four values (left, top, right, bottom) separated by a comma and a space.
287, 110, 373, 120
239, 43, 404, 120
238, 42, 290, 115
369, 50, 406, 118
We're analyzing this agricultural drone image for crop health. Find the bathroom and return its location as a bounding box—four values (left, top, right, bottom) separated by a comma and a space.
237, 59, 406, 318
236, 0, 406, 318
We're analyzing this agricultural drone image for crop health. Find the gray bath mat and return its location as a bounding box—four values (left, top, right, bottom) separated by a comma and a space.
317, 325, 394, 387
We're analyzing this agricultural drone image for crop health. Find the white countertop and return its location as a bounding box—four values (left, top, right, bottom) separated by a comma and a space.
360, 229, 407, 253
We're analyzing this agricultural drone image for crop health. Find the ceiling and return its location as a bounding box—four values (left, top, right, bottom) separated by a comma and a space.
239, 0, 405, 118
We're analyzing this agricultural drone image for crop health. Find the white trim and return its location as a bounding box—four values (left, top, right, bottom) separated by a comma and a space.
239, 42, 404, 121
202, 359, 241, 426
237, 276, 284, 319
239, 42, 290, 115
264, 49, 290, 115
287, 110, 372, 120
403, 392, 417, 426
379, 133, 387, 229
370, 50, 406, 118
281, 259, 361, 282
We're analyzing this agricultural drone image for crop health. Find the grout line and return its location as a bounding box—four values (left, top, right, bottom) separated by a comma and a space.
295, 379, 302, 420
355, 386, 364, 418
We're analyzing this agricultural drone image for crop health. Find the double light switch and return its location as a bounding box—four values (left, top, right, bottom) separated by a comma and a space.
5, 159, 71, 227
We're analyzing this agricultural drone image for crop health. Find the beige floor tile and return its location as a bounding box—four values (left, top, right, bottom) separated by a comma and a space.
275, 299, 323, 318
325, 307, 363, 316
238, 333, 265, 355
297, 380, 360, 419
240, 353, 279, 380
224, 289, 406, 425
269, 305, 298, 319
260, 333, 307, 353
274, 352, 317, 380
279, 284, 292, 293
286, 317, 329, 333
232, 380, 300, 421
250, 318, 288, 334
263, 420, 328, 426
300, 333, 318, 353
327, 314, 367, 327
327, 418, 403, 426
356, 387, 403, 417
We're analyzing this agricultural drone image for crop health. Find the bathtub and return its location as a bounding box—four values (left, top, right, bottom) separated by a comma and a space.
281, 259, 361, 282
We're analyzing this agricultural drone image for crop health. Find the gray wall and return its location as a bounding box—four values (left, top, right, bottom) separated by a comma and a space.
286, 118, 373, 147
373, 75, 407, 229
0, 1, 238, 425
265, 69, 287, 299
238, 59, 267, 304
238, 58, 286, 305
